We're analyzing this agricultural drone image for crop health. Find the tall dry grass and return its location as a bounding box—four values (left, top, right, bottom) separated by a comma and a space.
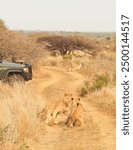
87, 87, 116, 116
0, 20, 48, 63
40, 50, 116, 85
0, 83, 41, 150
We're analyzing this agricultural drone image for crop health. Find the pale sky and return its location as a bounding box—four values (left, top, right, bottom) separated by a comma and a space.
0, 0, 115, 32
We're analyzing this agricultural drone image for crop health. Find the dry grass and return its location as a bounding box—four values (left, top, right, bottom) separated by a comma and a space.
87, 87, 116, 116
41, 50, 116, 86
0, 22, 48, 63
0, 83, 42, 150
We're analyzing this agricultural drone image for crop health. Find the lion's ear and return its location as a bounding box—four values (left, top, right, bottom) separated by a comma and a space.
64, 93, 72, 97
64, 93, 67, 96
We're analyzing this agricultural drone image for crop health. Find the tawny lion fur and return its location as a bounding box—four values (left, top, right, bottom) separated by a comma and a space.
38, 93, 74, 125
66, 99, 84, 128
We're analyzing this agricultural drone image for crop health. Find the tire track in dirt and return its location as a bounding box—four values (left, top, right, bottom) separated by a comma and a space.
33, 66, 84, 102
30, 66, 115, 150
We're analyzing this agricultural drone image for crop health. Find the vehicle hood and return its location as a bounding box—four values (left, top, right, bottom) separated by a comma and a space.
0, 62, 25, 68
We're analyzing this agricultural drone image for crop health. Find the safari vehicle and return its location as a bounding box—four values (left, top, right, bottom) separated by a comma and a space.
0, 59, 32, 83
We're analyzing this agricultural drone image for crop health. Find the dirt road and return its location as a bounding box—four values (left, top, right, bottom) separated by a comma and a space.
29, 66, 116, 150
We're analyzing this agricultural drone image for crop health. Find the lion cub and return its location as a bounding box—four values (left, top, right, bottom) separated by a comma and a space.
66, 98, 84, 128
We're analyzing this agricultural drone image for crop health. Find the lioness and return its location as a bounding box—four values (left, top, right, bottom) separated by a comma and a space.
38, 93, 74, 125
66, 99, 84, 128
48, 93, 74, 126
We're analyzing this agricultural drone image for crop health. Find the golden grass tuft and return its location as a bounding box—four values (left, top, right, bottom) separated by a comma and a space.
0, 83, 41, 149
88, 87, 116, 116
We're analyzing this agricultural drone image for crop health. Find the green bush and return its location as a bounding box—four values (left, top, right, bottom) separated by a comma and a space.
80, 87, 88, 97
63, 54, 72, 60
92, 75, 109, 90
79, 76, 109, 96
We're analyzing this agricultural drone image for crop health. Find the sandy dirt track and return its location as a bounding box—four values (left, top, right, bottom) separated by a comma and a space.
29, 66, 116, 150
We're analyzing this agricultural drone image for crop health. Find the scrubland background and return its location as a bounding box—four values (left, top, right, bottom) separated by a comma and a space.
0, 20, 116, 150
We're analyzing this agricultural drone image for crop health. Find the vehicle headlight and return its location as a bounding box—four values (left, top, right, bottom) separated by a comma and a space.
23, 67, 29, 73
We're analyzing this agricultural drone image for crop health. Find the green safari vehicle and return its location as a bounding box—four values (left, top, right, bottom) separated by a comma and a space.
0, 60, 32, 83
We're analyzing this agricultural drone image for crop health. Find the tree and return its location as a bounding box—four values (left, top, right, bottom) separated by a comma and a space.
37, 36, 96, 55
0, 19, 7, 30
